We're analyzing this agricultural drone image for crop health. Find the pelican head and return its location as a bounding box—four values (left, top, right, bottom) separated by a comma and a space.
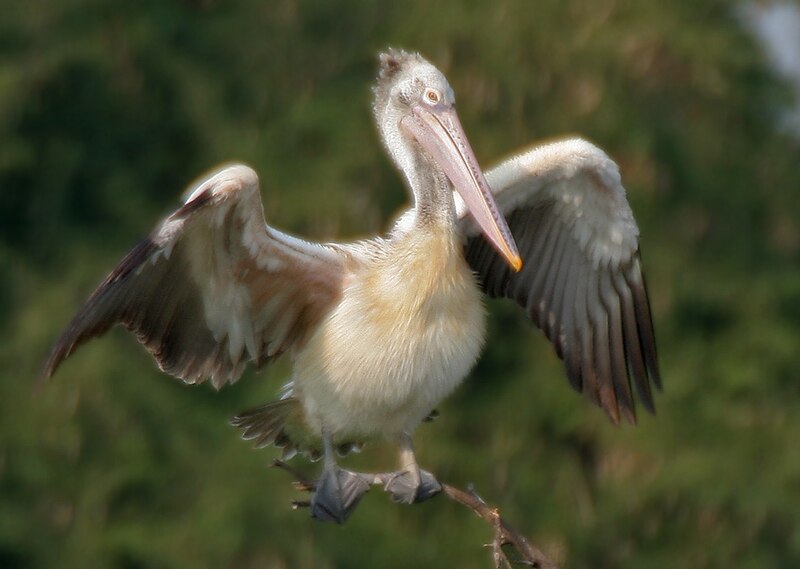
373, 49, 522, 272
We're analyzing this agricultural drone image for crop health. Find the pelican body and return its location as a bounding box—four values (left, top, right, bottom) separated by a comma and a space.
44, 50, 660, 523
297, 228, 484, 439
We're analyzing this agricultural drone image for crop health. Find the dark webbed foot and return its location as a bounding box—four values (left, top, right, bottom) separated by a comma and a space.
310, 465, 372, 524
384, 468, 442, 504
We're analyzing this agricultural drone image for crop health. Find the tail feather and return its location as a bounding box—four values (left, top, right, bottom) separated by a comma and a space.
231, 398, 317, 460
231, 398, 369, 461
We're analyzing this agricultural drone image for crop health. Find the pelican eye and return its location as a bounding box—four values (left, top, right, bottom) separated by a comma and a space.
424, 88, 441, 105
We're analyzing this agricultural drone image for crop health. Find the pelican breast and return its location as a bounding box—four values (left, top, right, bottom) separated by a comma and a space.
293, 229, 486, 438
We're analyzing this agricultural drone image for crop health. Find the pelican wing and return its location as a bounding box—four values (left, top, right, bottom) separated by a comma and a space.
44, 165, 345, 388
457, 139, 660, 424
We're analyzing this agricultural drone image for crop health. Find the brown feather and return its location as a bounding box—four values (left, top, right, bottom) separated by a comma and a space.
43, 165, 346, 389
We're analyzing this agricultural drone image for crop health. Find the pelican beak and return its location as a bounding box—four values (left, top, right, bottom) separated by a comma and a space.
401, 104, 522, 272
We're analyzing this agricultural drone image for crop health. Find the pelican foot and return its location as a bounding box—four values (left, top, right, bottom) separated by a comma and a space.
384, 469, 442, 504
310, 466, 372, 524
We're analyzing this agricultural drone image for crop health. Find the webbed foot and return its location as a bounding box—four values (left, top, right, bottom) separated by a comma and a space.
384, 468, 441, 504
310, 465, 372, 524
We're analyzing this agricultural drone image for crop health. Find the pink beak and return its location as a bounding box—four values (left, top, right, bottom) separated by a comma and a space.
401, 103, 522, 272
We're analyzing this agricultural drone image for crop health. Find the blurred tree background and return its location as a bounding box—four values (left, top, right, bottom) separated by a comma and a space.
2, 0, 799, 567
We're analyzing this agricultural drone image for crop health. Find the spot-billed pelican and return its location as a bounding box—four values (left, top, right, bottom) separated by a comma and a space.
44, 49, 660, 523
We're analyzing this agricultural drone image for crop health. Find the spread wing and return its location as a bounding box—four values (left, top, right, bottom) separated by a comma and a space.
457, 139, 660, 424
44, 164, 346, 388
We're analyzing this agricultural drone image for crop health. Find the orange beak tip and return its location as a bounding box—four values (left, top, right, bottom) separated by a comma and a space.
511, 256, 523, 272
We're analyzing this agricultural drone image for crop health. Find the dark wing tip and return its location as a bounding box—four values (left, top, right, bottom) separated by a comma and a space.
40, 238, 158, 384
620, 404, 637, 425
35, 336, 75, 395
41, 333, 75, 381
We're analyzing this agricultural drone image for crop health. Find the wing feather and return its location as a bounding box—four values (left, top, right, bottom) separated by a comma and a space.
549, 236, 578, 360
539, 224, 571, 338
628, 260, 661, 389
559, 254, 582, 390
459, 138, 660, 423
613, 270, 652, 411
44, 164, 346, 388
524, 209, 562, 318
601, 270, 635, 423
577, 268, 601, 408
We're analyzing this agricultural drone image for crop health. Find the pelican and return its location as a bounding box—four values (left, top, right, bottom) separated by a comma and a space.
44, 49, 659, 523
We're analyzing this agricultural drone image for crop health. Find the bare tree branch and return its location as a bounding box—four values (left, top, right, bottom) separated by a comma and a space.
271, 460, 560, 569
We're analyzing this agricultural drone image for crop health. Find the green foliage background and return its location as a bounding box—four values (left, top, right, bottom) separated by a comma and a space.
2, 1, 799, 567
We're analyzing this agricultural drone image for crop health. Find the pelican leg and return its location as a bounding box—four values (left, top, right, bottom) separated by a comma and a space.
309, 432, 371, 524
384, 433, 442, 504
